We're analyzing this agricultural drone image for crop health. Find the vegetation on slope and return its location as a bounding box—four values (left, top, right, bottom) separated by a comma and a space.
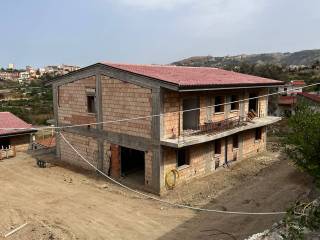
0, 77, 53, 125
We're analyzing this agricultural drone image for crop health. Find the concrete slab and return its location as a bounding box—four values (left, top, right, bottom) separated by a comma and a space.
160, 116, 281, 148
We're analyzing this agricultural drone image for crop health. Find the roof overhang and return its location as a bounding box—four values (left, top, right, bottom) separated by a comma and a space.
45, 62, 284, 92
0, 129, 37, 138
178, 83, 284, 92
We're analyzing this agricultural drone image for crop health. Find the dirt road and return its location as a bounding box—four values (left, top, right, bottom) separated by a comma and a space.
0, 151, 313, 240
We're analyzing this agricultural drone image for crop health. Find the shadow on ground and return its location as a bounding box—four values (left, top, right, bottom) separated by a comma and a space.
157, 159, 313, 240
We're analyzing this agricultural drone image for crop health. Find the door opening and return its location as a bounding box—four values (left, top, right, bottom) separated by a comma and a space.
183, 97, 200, 130
120, 147, 145, 185
248, 93, 258, 113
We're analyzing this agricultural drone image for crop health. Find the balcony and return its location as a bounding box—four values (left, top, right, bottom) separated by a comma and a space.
161, 115, 281, 148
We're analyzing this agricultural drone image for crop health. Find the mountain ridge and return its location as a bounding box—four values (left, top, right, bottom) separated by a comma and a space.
172, 49, 320, 68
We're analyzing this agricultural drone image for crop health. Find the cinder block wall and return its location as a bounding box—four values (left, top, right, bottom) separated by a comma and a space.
162, 89, 267, 140
59, 131, 99, 171
56, 74, 155, 187
101, 75, 152, 139
163, 90, 180, 139
162, 142, 214, 189
242, 127, 267, 158
58, 76, 97, 125
145, 151, 153, 186
161, 128, 266, 190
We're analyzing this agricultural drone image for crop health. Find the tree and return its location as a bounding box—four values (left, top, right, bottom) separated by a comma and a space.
285, 102, 320, 184
280, 102, 320, 239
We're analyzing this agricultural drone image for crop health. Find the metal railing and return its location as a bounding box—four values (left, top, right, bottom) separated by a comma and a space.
183, 116, 248, 137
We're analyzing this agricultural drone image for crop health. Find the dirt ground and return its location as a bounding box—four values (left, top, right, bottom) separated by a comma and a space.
0, 145, 314, 240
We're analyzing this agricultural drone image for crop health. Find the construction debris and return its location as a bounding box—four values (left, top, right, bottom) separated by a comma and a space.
4, 222, 28, 238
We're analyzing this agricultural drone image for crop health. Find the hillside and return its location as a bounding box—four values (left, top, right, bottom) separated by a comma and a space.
172, 49, 320, 68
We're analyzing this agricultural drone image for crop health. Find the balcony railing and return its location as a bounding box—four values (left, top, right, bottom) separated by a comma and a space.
182, 115, 249, 137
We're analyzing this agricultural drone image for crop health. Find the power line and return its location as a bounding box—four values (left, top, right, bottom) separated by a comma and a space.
59, 132, 287, 216
1, 82, 319, 131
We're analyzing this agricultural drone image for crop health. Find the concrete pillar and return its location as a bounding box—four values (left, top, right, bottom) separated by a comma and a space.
240, 90, 245, 118
225, 96, 231, 119
238, 132, 244, 161
151, 87, 162, 193
52, 85, 61, 158
96, 72, 104, 171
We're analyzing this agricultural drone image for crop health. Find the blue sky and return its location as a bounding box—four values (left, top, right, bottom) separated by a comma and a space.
1, 0, 319, 69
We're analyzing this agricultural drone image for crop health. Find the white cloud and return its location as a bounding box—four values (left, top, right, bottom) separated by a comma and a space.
176, 0, 267, 37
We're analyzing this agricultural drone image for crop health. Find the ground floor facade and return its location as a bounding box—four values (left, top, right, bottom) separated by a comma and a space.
58, 126, 267, 194
0, 134, 33, 151
0, 133, 34, 160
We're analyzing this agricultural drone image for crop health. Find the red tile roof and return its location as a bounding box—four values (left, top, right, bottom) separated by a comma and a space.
290, 80, 305, 86
298, 92, 320, 103
278, 96, 297, 105
102, 63, 283, 88
0, 112, 34, 136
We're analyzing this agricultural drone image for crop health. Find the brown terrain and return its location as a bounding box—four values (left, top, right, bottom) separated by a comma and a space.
0, 143, 313, 240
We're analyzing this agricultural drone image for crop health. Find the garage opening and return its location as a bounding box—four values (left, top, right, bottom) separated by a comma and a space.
120, 147, 145, 185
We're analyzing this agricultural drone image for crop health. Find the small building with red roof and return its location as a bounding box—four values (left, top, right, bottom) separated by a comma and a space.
0, 112, 36, 152
279, 80, 306, 96
297, 92, 320, 112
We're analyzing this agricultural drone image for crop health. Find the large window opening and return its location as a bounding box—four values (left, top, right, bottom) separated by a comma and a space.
214, 139, 222, 154
214, 96, 224, 113
87, 95, 96, 114
177, 148, 190, 167
121, 147, 145, 184
248, 93, 258, 113
230, 95, 239, 110
233, 134, 239, 149
183, 97, 200, 130
255, 127, 262, 140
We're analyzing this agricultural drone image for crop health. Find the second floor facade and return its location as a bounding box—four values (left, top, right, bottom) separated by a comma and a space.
51, 63, 283, 148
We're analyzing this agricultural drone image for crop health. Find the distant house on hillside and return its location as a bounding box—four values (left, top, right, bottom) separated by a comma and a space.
277, 91, 320, 116
0, 112, 36, 152
279, 80, 305, 95
297, 92, 320, 112
277, 96, 297, 116
0, 70, 20, 81
276, 80, 306, 116
0, 89, 12, 100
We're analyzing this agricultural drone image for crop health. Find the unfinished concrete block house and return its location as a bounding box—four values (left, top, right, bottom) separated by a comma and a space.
48, 63, 283, 194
